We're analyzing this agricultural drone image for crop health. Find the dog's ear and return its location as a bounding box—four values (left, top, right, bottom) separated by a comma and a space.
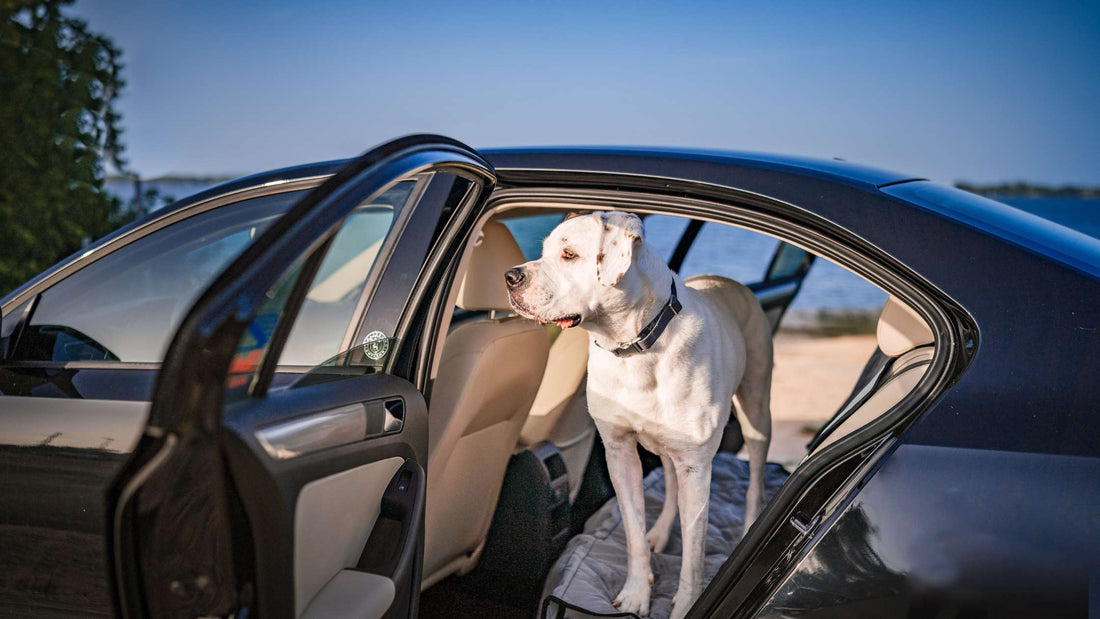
597, 212, 644, 287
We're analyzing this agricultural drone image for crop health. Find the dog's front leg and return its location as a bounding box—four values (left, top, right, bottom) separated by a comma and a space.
601, 429, 652, 616
670, 455, 712, 619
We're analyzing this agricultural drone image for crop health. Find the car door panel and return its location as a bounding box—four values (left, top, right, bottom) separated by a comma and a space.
300, 570, 395, 619
220, 373, 429, 617
107, 135, 495, 619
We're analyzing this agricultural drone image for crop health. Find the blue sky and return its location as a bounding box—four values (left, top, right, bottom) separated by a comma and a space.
73, 1, 1100, 184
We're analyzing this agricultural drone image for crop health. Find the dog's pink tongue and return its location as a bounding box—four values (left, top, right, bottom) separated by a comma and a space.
554, 318, 574, 328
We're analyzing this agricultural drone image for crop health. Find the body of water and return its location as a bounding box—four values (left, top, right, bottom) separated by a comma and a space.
999, 197, 1100, 239
106, 180, 1099, 315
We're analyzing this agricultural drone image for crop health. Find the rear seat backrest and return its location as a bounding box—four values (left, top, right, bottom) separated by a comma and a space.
809, 296, 934, 454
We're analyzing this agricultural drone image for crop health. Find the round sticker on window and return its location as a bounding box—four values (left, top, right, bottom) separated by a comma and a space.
362, 331, 390, 361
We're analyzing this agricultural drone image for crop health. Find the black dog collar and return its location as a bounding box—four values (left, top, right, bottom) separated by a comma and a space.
598, 281, 682, 358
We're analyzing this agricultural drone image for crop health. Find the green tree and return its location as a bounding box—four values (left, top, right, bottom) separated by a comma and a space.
0, 0, 134, 295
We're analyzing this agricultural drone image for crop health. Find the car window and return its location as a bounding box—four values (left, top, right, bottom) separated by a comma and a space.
680, 221, 779, 282
502, 213, 565, 260
645, 215, 779, 284
766, 243, 813, 281
228, 176, 443, 395
643, 214, 691, 263
278, 182, 414, 366
9, 191, 305, 363
9, 182, 421, 367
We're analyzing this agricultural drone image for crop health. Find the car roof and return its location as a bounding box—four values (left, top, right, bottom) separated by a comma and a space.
63, 147, 922, 262
480, 146, 921, 189
5, 146, 1094, 307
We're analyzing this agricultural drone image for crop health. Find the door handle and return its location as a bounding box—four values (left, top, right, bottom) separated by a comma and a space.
254, 398, 405, 459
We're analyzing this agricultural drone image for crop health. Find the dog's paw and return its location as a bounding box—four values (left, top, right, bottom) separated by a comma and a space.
613, 576, 652, 617
646, 524, 671, 554
669, 588, 700, 619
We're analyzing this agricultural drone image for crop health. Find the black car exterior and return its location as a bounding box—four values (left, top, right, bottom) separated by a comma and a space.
1, 135, 1097, 618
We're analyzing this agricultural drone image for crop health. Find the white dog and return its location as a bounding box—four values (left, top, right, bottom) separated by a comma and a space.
505, 211, 772, 618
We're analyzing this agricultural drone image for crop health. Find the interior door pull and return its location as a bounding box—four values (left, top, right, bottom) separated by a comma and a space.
255, 397, 406, 459
383, 399, 404, 434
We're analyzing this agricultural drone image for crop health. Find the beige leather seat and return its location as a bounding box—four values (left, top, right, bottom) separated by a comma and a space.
517, 326, 596, 502
422, 222, 550, 588
809, 296, 935, 455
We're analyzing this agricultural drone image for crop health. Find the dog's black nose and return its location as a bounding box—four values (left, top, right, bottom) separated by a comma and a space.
504, 267, 526, 289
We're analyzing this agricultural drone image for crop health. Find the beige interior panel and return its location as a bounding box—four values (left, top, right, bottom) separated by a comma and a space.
294, 457, 404, 617
545, 390, 597, 502
424, 421, 516, 582
805, 294, 936, 460
810, 354, 931, 455
300, 569, 394, 619
422, 318, 549, 585
455, 221, 526, 311
520, 327, 589, 446
877, 295, 935, 356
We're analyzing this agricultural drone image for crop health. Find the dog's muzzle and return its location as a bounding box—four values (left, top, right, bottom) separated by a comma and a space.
504, 267, 527, 290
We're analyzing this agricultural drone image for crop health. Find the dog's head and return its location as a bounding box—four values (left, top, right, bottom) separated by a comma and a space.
504, 210, 645, 328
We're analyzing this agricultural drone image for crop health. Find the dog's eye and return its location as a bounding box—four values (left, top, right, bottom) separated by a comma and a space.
561, 248, 578, 261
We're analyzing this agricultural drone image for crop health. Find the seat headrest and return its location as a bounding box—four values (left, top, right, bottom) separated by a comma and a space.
876, 296, 934, 357
456, 221, 527, 311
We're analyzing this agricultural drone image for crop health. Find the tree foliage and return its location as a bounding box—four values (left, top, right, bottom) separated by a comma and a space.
0, 0, 134, 295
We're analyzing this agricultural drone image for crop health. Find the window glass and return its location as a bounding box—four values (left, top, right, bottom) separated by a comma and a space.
0, 299, 30, 341
502, 213, 564, 260
642, 214, 690, 263
766, 243, 812, 281
788, 261, 889, 314
680, 222, 779, 283
645, 215, 779, 283
230, 182, 416, 396
226, 261, 304, 398
12, 191, 303, 363
278, 182, 413, 365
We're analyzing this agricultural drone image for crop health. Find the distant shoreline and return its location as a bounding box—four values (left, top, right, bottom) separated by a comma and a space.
954, 182, 1100, 199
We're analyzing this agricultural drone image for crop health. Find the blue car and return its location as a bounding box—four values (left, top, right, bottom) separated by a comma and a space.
0, 135, 1096, 618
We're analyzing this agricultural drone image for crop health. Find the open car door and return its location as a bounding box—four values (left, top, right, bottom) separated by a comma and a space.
106, 135, 495, 619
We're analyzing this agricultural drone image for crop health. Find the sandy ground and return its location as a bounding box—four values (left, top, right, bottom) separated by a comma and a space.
749, 332, 879, 470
